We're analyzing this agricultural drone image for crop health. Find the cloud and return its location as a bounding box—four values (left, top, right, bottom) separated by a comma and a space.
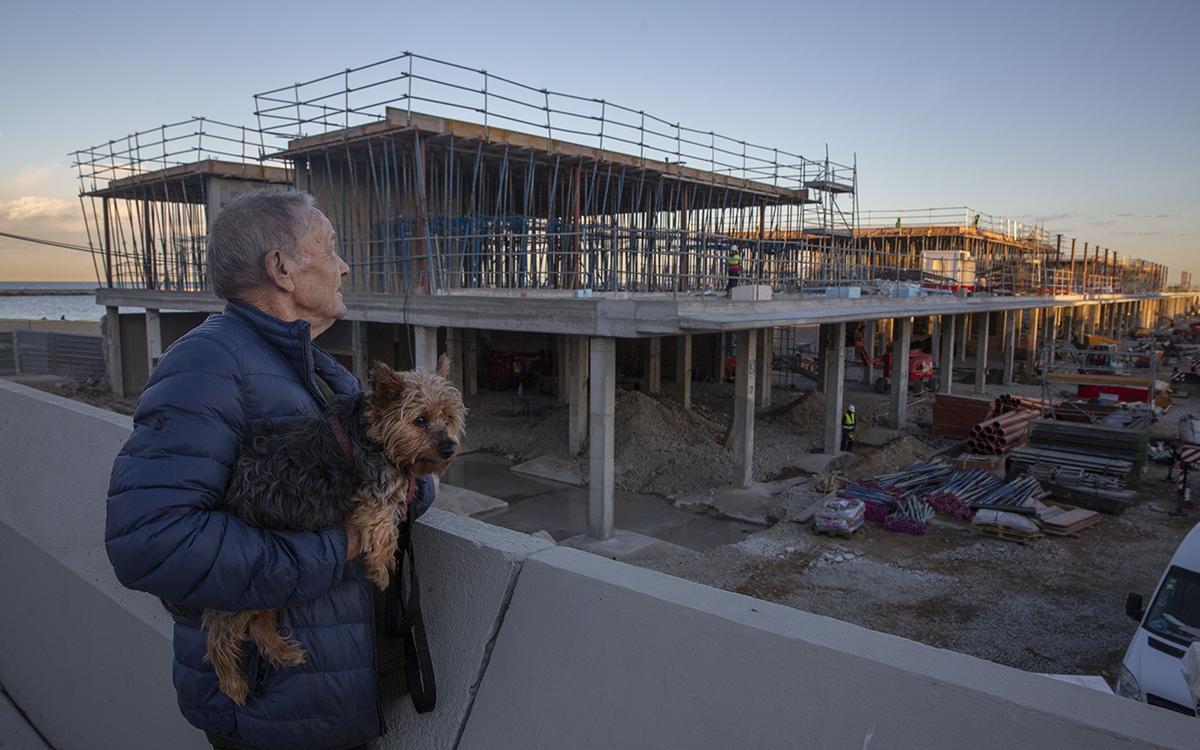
1088, 219, 1116, 227
1019, 211, 1076, 224
1110, 230, 1185, 237
0, 195, 76, 222
1116, 212, 1136, 218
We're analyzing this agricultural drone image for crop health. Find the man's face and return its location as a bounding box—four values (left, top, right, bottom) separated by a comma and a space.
291, 207, 349, 334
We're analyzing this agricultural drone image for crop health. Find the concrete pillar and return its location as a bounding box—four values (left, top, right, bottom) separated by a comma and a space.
145, 308, 162, 375
958, 314, 969, 363
889, 317, 912, 429
588, 337, 615, 540
646, 337, 662, 394
756, 327, 773, 408
557, 336, 569, 404
1001, 310, 1017, 385
568, 335, 589, 456
675, 335, 693, 410
733, 329, 758, 488
821, 322, 846, 455
938, 314, 955, 395
1025, 308, 1040, 378
817, 325, 832, 394
861, 320, 877, 386
464, 330, 479, 396
714, 333, 725, 383
412, 325, 438, 371
930, 316, 941, 367
104, 306, 124, 398
973, 312, 990, 395
445, 328, 466, 393
351, 320, 368, 384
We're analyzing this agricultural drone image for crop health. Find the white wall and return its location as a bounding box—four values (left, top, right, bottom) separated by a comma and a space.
1, 380, 1196, 749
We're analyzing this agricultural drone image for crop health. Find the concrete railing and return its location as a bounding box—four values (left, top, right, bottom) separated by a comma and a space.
1, 379, 1196, 749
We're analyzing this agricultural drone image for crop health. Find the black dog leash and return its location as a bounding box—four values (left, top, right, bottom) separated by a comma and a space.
384, 488, 437, 713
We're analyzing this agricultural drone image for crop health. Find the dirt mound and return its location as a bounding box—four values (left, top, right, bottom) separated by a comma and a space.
776, 390, 826, 428
612, 390, 733, 495
845, 436, 935, 480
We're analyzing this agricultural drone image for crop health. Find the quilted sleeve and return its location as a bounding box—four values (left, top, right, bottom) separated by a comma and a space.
105, 334, 348, 611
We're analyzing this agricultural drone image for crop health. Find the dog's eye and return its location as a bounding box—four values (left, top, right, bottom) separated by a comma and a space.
413, 416, 427, 428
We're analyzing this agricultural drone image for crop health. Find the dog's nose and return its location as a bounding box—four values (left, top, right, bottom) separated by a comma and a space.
438, 440, 458, 459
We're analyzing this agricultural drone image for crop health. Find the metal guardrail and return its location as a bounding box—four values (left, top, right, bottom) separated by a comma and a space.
0, 332, 14, 375
0, 331, 105, 379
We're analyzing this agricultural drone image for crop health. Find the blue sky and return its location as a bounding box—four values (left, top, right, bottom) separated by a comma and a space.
1, 0, 1196, 281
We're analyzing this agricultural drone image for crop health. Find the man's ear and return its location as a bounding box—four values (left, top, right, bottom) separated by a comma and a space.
370, 361, 404, 401
263, 248, 297, 292
436, 353, 451, 379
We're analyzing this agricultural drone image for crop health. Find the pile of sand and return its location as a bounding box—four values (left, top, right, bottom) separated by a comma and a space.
845, 435, 935, 480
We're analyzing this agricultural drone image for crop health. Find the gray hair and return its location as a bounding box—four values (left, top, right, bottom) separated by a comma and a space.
206, 190, 317, 299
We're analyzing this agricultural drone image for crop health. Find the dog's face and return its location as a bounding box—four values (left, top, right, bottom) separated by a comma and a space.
365, 355, 467, 475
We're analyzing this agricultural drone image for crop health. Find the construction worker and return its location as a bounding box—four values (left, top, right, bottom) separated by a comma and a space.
841, 404, 857, 452
725, 245, 743, 298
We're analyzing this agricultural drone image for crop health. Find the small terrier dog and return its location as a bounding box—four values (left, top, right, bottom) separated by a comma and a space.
203, 356, 466, 704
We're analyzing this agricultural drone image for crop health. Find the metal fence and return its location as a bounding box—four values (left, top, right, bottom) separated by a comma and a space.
0, 331, 105, 379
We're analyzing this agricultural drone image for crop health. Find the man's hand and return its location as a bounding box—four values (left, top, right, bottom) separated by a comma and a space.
344, 524, 363, 560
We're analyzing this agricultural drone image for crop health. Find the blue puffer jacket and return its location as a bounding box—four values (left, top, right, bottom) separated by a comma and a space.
106, 299, 433, 750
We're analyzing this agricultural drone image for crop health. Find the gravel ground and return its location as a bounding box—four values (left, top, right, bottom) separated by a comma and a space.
631, 481, 1198, 682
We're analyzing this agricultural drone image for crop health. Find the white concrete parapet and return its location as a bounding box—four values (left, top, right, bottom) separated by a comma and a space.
1, 380, 1195, 749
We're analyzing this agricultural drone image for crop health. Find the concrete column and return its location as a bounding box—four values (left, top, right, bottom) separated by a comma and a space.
1025, 308, 1040, 378
733, 329, 758, 488
958, 314, 969, 363
568, 335, 589, 456
646, 337, 662, 394
104, 306, 124, 398
714, 333, 725, 383
756, 327, 773, 408
145, 308, 162, 375
930, 316, 941, 367
588, 337, 616, 540
938, 314, 955, 395
973, 312, 990, 395
817, 325, 831, 394
889, 317, 912, 429
821, 322, 846, 455
412, 325, 438, 371
675, 335, 693, 410
351, 320, 368, 384
445, 328, 466, 393
861, 320, 877, 386
557, 336, 569, 404
464, 330, 479, 396
1001, 310, 1017, 385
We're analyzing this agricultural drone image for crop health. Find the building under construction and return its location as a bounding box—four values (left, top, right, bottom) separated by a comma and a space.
74, 52, 1196, 553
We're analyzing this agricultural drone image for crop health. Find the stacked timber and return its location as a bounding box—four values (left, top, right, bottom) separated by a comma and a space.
932, 395, 993, 439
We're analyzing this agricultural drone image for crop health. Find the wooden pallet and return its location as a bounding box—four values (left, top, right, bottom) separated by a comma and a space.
975, 524, 1043, 544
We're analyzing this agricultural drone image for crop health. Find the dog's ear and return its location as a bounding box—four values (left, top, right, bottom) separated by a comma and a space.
370, 361, 405, 401
436, 353, 451, 379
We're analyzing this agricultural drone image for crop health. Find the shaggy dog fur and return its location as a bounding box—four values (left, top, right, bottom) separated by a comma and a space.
202, 356, 465, 704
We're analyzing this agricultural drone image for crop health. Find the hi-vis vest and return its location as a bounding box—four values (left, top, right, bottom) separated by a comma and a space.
728, 253, 742, 272
842, 411, 856, 430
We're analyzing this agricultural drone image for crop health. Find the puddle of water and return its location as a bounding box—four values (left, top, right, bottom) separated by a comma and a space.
444, 452, 760, 551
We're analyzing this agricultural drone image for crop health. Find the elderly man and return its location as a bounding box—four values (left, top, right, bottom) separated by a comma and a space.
105, 190, 434, 750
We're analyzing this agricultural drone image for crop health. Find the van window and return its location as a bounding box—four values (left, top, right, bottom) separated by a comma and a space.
1144, 565, 1200, 647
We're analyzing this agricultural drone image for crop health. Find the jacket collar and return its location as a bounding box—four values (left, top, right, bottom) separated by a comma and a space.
223, 299, 361, 403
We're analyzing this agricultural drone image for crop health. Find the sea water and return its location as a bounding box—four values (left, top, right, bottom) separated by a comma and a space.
0, 282, 107, 320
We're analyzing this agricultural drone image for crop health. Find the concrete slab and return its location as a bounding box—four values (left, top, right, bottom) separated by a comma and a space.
0, 688, 50, 750
434, 481, 509, 517
856, 425, 902, 447
562, 529, 692, 561
673, 477, 818, 526
510, 455, 586, 486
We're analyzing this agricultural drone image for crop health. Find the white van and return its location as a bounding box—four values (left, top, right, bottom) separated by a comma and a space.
1118, 521, 1200, 716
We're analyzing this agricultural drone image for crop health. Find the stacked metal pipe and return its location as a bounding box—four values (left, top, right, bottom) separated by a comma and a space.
1008, 446, 1134, 480
966, 409, 1040, 454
